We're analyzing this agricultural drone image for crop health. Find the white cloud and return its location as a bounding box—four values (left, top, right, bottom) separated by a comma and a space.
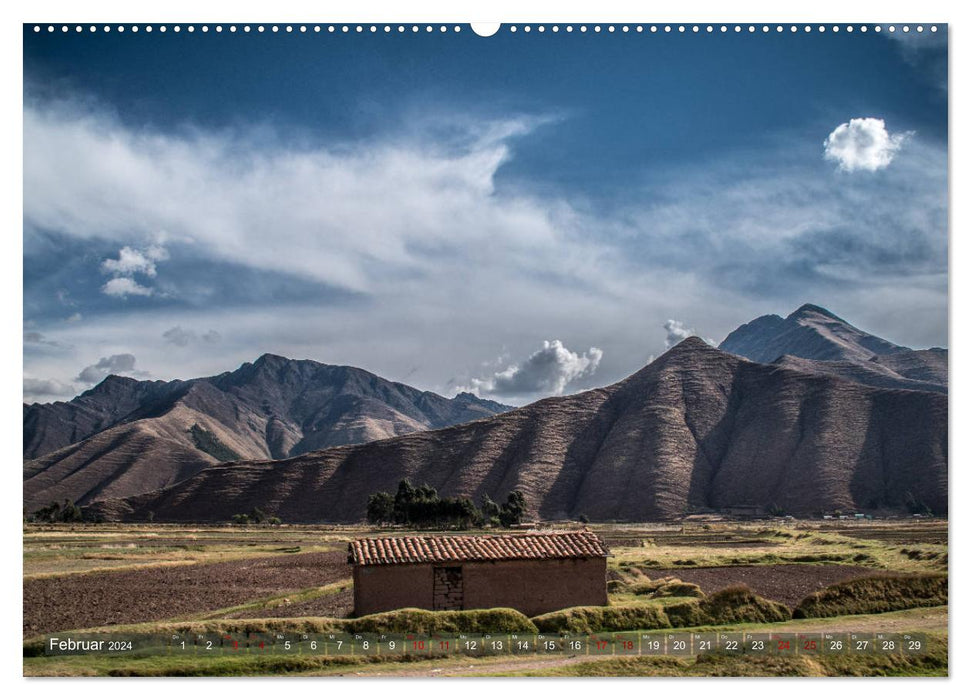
24, 377, 77, 401
102, 277, 154, 298
664, 319, 693, 349
24, 102, 574, 296
663, 319, 715, 350
823, 118, 912, 172
467, 340, 603, 399
101, 245, 167, 278
76, 353, 139, 384
21, 98, 947, 402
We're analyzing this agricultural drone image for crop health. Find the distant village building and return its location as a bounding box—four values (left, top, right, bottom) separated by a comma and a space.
347, 530, 609, 617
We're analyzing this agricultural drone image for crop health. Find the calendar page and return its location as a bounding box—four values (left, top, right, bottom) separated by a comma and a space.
21, 16, 948, 680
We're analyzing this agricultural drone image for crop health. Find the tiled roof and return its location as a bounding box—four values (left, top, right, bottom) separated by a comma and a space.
348, 530, 609, 566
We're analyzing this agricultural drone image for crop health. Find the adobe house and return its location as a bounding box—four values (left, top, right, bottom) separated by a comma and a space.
347, 530, 609, 617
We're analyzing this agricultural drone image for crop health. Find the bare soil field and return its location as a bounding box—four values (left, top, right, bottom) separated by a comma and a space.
639, 564, 882, 608
226, 588, 354, 619
23, 550, 351, 638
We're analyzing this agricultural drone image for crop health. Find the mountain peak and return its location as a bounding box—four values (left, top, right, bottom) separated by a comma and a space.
787, 303, 846, 323
253, 352, 292, 366
667, 336, 712, 353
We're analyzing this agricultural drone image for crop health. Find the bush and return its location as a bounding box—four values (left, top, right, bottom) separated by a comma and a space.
345, 608, 537, 635
531, 605, 670, 634
31, 499, 84, 523
665, 586, 791, 627
631, 578, 705, 599
793, 574, 947, 619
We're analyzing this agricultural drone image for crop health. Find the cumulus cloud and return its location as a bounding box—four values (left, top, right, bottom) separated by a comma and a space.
101, 245, 168, 278
163, 326, 221, 346
468, 340, 603, 398
24, 377, 77, 400
102, 277, 154, 298
664, 319, 694, 349
823, 118, 912, 172
99, 244, 168, 297
76, 353, 139, 384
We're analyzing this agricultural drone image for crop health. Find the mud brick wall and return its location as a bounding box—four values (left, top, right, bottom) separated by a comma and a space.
353, 563, 433, 616
462, 558, 607, 616
353, 557, 606, 617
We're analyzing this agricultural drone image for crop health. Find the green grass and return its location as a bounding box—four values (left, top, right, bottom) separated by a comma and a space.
794, 574, 948, 619
345, 608, 538, 635
24, 651, 439, 677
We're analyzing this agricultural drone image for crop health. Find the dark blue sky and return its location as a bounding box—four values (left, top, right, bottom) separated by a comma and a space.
23, 25, 949, 404
24, 25, 946, 201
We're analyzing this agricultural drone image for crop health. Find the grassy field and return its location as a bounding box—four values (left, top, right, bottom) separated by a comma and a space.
22, 518, 948, 677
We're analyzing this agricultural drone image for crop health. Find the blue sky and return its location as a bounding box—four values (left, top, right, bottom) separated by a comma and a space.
23, 25, 948, 404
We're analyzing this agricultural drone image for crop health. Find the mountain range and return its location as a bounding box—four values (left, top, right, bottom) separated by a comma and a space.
27, 303, 949, 521
23, 355, 510, 510
719, 304, 947, 393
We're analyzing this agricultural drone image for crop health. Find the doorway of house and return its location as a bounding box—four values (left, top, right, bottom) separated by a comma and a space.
433, 566, 464, 610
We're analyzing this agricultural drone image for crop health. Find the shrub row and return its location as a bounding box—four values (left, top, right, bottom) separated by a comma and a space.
793, 574, 947, 619
665, 586, 791, 627
532, 605, 670, 635
344, 608, 538, 635
631, 579, 705, 599
532, 586, 790, 634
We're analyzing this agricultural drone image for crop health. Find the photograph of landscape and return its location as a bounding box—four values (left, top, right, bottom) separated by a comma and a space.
22, 21, 948, 678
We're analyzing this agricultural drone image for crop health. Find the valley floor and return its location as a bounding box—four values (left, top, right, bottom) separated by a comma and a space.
22, 519, 948, 677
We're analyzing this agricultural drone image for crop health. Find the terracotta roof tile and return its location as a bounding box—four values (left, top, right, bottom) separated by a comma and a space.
348, 530, 608, 566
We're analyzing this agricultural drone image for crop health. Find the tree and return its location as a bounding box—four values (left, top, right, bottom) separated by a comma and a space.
393, 480, 417, 523
480, 495, 500, 521
499, 490, 527, 527
31, 499, 84, 523
250, 507, 268, 524
367, 492, 395, 524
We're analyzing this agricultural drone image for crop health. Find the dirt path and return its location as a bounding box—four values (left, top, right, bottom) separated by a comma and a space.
23, 550, 352, 637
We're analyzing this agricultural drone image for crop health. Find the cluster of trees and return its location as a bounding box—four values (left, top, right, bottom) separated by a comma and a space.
231, 507, 282, 525
27, 499, 87, 523
366, 480, 527, 529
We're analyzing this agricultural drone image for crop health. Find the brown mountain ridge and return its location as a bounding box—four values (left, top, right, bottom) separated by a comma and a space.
87, 337, 947, 523
23, 354, 511, 510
